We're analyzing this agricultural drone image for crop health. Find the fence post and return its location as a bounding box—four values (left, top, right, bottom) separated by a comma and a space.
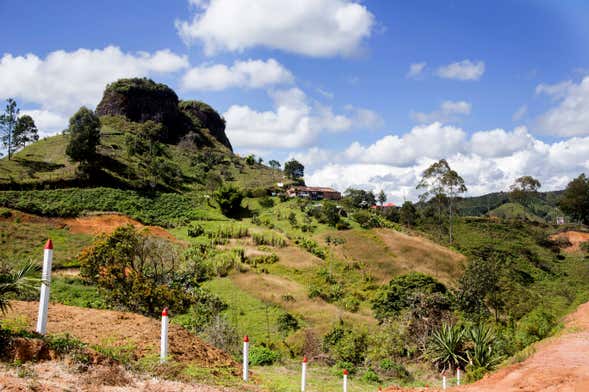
36, 239, 53, 334
343, 369, 349, 392
457, 368, 461, 385
442, 375, 447, 390
301, 356, 308, 391
243, 335, 249, 382
160, 308, 169, 362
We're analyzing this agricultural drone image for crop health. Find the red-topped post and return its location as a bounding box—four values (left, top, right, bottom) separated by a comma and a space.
301, 356, 308, 391
242, 335, 249, 382
343, 369, 349, 392
36, 239, 53, 334
160, 307, 169, 362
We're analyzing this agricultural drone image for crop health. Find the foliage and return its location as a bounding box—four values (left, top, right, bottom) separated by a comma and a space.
352, 210, 382, 229
259, 196, 275, 208
277, 312, 299, 335
187, 223, 205, 237
429, 324, 466, 371
559, 173, 589, 224
515, 308, 557, 348
321, 202, 340, 226
252, 232, 287, 247
377, 190, 387, 206
295, 237, 326, 259
213, 184, 244, 217
268, 160, 280, 170
510, 176, 542, 207
13, 115, 39, 150
284, 159, 304, 181
65, 107, 101, 167
246, 154, 256, 165
372, 272, 448, 321
399, 201, 417, 227
0, 262, 40, 314
247, 253, 279, 267
0, 98, 19, 159
249, 345, 281, 366
322, 324, 368, 365
79, 225, 194, 316
343, 188, 376, 208
466, 323, 503, 371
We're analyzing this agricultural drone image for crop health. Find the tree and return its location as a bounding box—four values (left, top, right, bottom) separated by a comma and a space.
559, 173, 589, 224
213, 184, 244, 217
417, 159, 467, 243
65, 107, 101, 169
13, 115, 38, 150
322, 202, 340, 227
0, 98, 19, 159
245, 154, 256, 165
399, 201, 417, 227
343, 188, 376, 208
269, 160, 280, 170
509, 176, 541, 207
284, 159, 304, 180
378, 190, 387, 207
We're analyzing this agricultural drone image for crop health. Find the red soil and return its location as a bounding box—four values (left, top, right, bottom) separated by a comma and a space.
549, 231, 589, 253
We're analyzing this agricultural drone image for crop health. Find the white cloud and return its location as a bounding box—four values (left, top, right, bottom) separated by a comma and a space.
0, 46, 188, 119
20, 110, 69, 137
306, 124, 589, 204
225, 88, 382, 148
181, 58, 293, 91
406, 62, 426, 79
437, 60, 485, 81
288, 147, 332, 168
411, 100, 471, 123
537, 76, 589, 136
345, 105, 385, 129
176, 0, 375, 57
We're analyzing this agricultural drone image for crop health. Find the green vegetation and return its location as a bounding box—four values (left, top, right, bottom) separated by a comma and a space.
0, 262, 39, 314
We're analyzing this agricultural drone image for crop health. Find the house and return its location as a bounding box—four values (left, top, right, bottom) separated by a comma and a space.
286, 186, 342, 200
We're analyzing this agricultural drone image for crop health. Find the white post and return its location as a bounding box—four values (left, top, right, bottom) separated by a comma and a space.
243, 336, 249, 382
343, 369, 348, 392
301, 356, 308, 391
36, 239, 53, 335
442, 375, 447, 390
160, 308, 169, 362
457, 368, 461, 385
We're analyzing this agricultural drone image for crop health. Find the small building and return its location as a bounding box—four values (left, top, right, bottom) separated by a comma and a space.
556, 216, 565, 225
286, 186, 342, 200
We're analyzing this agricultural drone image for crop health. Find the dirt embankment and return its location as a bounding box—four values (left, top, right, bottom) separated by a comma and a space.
2, 301, 236, 369
384, 301, 589, 392
1, 210, 178, 241
550, 230, 589, 253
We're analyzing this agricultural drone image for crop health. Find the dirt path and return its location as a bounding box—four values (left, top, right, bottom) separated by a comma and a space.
384, 302, 589, 391
2, 301, 236, 369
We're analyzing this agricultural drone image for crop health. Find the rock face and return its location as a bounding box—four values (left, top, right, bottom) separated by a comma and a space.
179, 100, 232, 151
96, 79, 181, 133
95, 78, 232, 150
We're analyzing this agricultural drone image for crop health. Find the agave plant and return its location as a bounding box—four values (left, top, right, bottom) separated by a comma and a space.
429, 323, 467, 371
466, 323, 503, 370
0, 262, 40, 314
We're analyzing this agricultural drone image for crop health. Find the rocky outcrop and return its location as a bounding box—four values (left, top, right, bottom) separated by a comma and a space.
95, 78, 232, 150
179, 100, 232, 151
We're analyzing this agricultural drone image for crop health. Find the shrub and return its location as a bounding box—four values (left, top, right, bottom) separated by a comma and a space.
247, 253, 279, 267
352, 210, 382, 229
259, 196, 275, 208
323, 324, 368, 365
295, 237, 326, 259
515, 308, 557, 348
213, 185, 243, 217
249, 345, 280, 366
252, 232, 287, 247
429, 324, 466, 371
277, 312, 299, 335
187, 223, 204, 238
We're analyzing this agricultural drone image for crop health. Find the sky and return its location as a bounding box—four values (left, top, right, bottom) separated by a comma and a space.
1, 0, 589, 202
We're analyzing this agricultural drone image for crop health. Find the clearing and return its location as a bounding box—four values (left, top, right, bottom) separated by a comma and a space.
550, 230, 589, 253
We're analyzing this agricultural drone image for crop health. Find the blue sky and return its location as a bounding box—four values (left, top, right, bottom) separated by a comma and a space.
1, 0, 589, 202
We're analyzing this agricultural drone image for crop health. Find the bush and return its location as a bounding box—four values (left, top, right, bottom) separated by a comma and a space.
252, 232, 287, 247
515, 308, 557, 348
295, 237, 326, 259
259, 196, 275, 208
352, 210, 382, 229
323, 325, 368, 365
247, 253, 279, 267
187, 223, 204, 237
213, 184, 243, 217
249, 345, 281, 365
277, 312, 299, 335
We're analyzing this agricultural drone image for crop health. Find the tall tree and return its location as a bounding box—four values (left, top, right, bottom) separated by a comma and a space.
65, 107, 101, 172
378, 190, 387, 207
13, 115, 39, 150
0, 98, 19, 159
417, 159, 467, 242
268, 160, 280, 170
509, 176, 541, 207
343, 188, 376, 208
559, 173, 589, 224
284, 159, 304, 181
399, 201, 417, 227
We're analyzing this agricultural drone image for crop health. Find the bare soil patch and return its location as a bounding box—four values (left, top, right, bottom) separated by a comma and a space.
550, 231, 589, 253
2, 301, 237, 369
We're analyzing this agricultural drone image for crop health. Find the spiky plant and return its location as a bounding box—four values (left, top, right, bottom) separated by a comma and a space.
466, 323, 503, 370
0, 262, 40, 314
429, 323, 467, 371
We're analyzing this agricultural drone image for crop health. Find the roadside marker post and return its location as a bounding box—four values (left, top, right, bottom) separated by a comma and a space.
36, 239, 53, 334
243, 335, 249, 382
301, 356, 308, 391
457, 368, 461, 385
442, 375, 447, 390
343, 369, 349, 392
160, 308, 169, 362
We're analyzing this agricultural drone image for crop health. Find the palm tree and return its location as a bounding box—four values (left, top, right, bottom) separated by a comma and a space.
0, 262, 40, 315
429, 323, 467, 371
